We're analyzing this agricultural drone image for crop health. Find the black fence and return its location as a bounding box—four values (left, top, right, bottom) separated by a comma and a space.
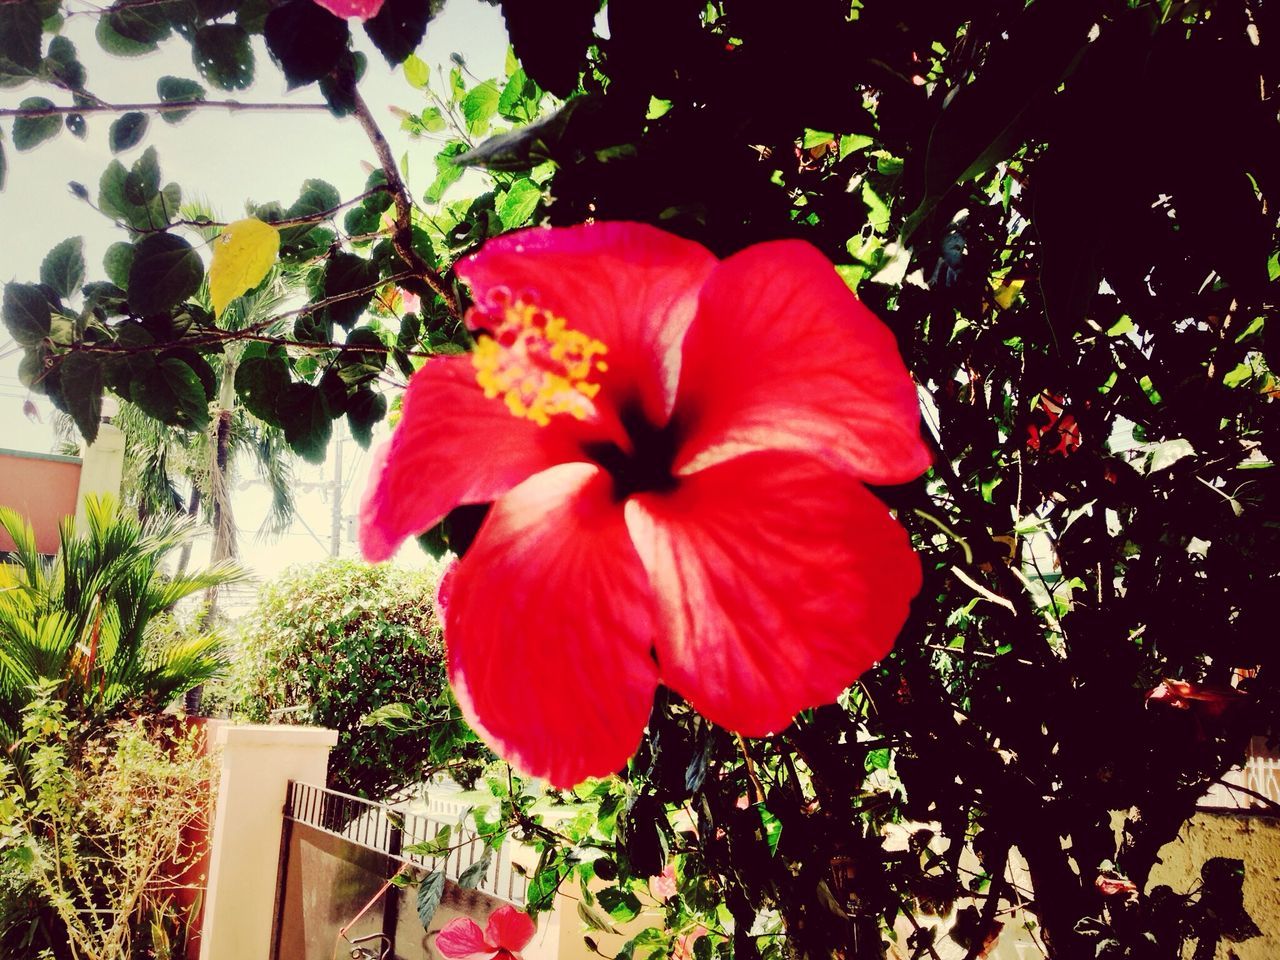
272, 781, 527, 960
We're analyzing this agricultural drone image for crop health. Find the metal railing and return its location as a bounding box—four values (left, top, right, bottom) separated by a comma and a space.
285, 781, 528, 903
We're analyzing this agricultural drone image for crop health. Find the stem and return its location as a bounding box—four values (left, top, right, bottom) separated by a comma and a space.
0, 99, 331, 119
349, 89, 459, 318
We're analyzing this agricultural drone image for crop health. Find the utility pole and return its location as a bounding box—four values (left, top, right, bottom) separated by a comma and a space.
330, 424, 343, 557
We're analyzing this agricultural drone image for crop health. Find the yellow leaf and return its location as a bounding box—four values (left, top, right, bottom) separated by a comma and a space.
990, 277, 1025, 310
209, 218, 280, 319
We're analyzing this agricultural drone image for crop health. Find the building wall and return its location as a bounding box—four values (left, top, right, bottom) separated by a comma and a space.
0, 448, 81, 554
1148, 812, 1280, 959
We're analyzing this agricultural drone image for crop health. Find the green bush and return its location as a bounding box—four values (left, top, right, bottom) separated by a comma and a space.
234, 558, 461, 798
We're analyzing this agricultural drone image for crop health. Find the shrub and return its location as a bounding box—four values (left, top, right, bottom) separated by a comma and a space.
0, 681, 216, 960
234, 558, 463, 798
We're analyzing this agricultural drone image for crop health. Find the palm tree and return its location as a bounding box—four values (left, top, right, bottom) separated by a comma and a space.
0, 495, 242, 746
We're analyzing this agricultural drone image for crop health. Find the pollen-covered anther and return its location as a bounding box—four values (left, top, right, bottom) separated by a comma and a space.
471, 297, 608, 426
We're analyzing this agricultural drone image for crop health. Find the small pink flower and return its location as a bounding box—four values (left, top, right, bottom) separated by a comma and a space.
649, 863, 677, 902
436, 905, 535, 960
401, 288, 422, 314
310, 0, 385, 19
362, 222, 928, 787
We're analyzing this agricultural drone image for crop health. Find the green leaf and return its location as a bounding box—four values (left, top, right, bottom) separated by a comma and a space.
497, 69, 539, 121
43, 35, 85, 90
107, 0, 172, 45
130, 355, 210, 430
404, 825, 452, 858
417, 106, 446, 132
12, 98, 60, 151
346, 387, 386, 448
264, 0, 349, 89
457, 853, 491, 889
280, 381, 332, 463
363, 0, 434, 65
103, 241, 136, 289
757, 803, 782, 856
461, 80, 500, 135
0, 1, 42, 71
99, 148, 181, 231
234, 343, 292, 426
40, 237, 86, 299
322, 252, 378, 328
336, 328, 387, 386
403, 53, 429, 89
801, 128, 834, 149
424, 142, 468, 204
497, 178, 541, 229
415, 871, 446, 930
127, 232, 204, 314
109, 112, 149, 153
95, 14, 160, 57
192, 23, 254, 90
58, 352, 103, 444
359, 702, 413, 727
156, 76, 206, 123
2, 283, 52, 346
598, 889, 641, 922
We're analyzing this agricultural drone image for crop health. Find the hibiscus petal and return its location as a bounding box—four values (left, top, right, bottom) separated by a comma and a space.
310, 0, 384, 19
359, 358, 584, 562
672, 240, 930, 485
485, 906, 537, 952
626, 452, 921, 736
436, 917, 500, 960
445, 462, 661, 787
455, 222, 717, 427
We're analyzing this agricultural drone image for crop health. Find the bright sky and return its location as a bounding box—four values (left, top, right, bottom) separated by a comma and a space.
0, 0, 510, 601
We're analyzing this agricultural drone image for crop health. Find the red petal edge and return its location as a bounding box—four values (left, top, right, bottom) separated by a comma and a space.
359, 357, 583, 562
627, 451, 922, 736
485, 906, 536, 952
445, 462, 661, 788
673, 239, 930, 485
456, 222, 718, 427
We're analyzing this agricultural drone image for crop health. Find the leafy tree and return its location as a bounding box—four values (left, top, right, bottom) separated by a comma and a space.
0, 496, 240, 745
232, 558, 486, 798
3, 1, 1279, 958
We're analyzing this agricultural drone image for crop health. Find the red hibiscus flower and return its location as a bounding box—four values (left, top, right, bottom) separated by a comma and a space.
310, 0, 385, 20
436, 905, 535, 960
1146, 680, 1246, 718
361, 222, 928, 787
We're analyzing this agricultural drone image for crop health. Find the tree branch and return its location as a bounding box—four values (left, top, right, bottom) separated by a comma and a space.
0, 100, 331, 119
349, 88, 460, 319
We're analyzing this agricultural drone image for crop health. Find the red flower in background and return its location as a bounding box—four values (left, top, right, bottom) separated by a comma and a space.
362, 222, 929, 787
310, 0, 385, 19
436, 905, 535, 960
1146, 680, 1246, 718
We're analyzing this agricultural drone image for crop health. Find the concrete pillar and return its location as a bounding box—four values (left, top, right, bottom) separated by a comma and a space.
73, 399, 125, 528
199, 724, 339, 960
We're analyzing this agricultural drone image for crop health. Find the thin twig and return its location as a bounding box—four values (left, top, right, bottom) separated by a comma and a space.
350, 88, 459, 318
0, 99, 331, 119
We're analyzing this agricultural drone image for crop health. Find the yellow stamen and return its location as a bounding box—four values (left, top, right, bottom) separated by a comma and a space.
471, 296, 608, 427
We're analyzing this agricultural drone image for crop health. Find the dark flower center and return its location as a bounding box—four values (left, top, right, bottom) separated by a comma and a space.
584, 406, 681, 500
